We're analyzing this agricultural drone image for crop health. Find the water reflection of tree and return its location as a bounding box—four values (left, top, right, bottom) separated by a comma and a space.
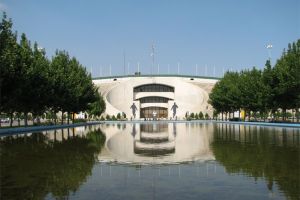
0, 128, 106, 200
211, 124, 300, 200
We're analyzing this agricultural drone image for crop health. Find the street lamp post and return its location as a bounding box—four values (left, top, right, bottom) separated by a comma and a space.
266, 44, 273, 63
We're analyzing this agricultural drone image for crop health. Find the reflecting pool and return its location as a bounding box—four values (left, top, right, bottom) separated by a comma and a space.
0, 123, 299, 200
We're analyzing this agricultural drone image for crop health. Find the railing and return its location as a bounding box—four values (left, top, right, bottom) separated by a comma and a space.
92, 74, 220, 80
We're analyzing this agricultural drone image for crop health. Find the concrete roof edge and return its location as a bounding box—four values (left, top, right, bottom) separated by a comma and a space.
92, 74, 220, 80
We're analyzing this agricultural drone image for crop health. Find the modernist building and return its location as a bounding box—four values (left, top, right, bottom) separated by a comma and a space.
93, 75, 218, 120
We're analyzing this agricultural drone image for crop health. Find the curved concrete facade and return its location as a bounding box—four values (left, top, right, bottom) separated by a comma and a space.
93, 75, 218, 119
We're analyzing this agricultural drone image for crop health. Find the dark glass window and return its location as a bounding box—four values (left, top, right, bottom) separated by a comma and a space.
140, 96, 169, 103
134, 84, 174, 93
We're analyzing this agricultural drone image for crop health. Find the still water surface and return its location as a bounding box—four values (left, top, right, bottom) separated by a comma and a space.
0, 122, 299, 200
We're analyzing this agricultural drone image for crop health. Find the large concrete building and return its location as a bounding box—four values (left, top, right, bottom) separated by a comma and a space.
93, 75, 218, 120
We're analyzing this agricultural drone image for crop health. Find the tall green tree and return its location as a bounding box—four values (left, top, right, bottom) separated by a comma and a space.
17, 33, 34, 126
87, 92, 106, 119
30, 43, 50, 121
0, 13, 19, 126
272, 40, 300, 119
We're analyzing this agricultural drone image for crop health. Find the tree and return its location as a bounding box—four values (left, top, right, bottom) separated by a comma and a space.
48, 50, 70, 124
27, 42, 50, 124
17, 33, 34, 126
208, 72, 241, 120
111, 115, 116, 121
87, 92, 106, 119
117, 113, 121, 120
0, 13, 19, 126
205, 113, 209, 120
262, 60, 275, 119
272, 40, 300, 120
199, 111, 204, 120
190, 112, 195, 119
239, 68, 266, 120
1, 13, 103, 127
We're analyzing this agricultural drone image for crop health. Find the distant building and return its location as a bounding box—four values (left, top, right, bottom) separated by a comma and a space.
93, 75, 218, 119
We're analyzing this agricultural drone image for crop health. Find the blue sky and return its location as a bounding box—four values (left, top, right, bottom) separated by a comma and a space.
1, 0, 299, 77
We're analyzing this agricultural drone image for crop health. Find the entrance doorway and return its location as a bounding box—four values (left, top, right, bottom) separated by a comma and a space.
140, 107, 168, 119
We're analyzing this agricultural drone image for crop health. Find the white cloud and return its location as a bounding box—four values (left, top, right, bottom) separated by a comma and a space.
0, 2, 7, 11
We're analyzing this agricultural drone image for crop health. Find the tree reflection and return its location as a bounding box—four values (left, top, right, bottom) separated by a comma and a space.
211, 124, 300, 200
0, 128, 106, 200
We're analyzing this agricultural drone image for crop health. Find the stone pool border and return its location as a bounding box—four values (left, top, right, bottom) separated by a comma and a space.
102, 120, 300, 129
0, 121, 103, 136
1, 120, 299, 136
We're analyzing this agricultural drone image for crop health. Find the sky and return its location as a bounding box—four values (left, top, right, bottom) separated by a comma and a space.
0, 0, 299, 78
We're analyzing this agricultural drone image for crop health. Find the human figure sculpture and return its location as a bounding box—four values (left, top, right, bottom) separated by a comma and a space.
130, 102, 138, 118
171, 102, 178, 119
131, 123, 136, 137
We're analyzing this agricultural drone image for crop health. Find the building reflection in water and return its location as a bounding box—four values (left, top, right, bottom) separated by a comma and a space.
98, 122, 215, 164
134, 124, 175, 155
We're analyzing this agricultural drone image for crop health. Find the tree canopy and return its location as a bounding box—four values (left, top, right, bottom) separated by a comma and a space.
0, 13, 106, 126
209, 39, 300, 122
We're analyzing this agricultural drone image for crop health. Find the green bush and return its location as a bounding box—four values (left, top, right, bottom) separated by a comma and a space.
117, 113, 121, 120
106, 115, 111, 120
111, 115, 117, 121
199, 112, 204, 119
190, 112, 195, 119
205, 113, 209, 120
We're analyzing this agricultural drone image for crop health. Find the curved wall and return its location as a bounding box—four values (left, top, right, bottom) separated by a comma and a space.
93, 76, 218, 119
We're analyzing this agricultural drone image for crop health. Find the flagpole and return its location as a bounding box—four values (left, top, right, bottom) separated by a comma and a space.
151, 43, 155, 75
266, 44, 273, 64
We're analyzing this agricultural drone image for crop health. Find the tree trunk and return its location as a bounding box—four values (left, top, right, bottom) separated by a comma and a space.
67, 112, 70, 124
285, 109, 287, 121
9, 112, 13, 127
297, 109, 299, 123
37, 116, 41, 125
24, 112, 28, 126
54, 112, 57, 125
72, 113, 75, 124
249, 111, 251, 121
222, 113, 224, 121
61, 111, 64, 125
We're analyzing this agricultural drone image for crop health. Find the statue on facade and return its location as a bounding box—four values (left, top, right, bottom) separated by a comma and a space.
171, 102, 178, 119
130, 102, 138, 118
